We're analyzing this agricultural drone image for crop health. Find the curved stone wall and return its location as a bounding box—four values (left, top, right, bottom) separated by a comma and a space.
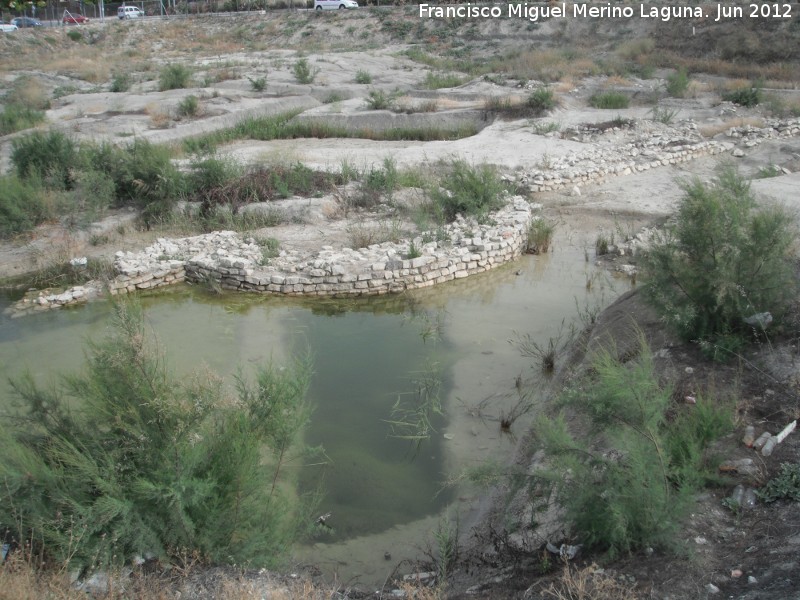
110, 197, 534, 297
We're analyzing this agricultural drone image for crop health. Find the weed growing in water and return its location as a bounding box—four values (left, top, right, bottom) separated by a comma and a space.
511, 319, 575, 374
385, 361, 443, 449
526, 217, 555, 254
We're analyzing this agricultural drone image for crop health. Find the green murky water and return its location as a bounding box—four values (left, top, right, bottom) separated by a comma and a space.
0, 242, 622, 584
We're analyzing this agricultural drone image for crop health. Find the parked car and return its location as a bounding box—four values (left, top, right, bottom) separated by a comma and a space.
62, 13, 89, 24
11, 17, 43, 27
118, 6, 144, 19
314, 0, 358, 9
0, 21, 18, 32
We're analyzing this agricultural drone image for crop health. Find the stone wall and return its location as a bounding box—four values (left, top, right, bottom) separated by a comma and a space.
513, 117, 800, 193
110, 197, 534, 297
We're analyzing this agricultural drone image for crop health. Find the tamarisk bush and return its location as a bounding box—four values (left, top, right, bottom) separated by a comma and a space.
641, 167, 796, 353
0, 301, 318, 570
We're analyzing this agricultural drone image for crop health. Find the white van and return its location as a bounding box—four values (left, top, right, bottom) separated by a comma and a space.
314, 0, 358, 9
118, 6, 144, 19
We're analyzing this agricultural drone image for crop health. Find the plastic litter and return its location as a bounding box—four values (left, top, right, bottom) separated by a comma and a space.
774, 419, 796, 444
742, 425, 755, 447
729, 484, 745, 507
742, 488, 757, 509
753, 432, 771, 451
761, 436, 777, 457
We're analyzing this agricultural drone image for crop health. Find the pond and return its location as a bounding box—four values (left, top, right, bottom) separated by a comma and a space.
0, 242, 621, 586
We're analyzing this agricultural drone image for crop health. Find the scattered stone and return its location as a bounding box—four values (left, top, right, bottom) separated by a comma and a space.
706, 583, 720, 594
731, 569, 743, 578
732, 148, 745, 157
748, 575, 758, 585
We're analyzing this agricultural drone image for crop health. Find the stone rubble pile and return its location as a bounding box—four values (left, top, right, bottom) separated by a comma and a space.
7, 285, 104, 317
514, 117, 800, 193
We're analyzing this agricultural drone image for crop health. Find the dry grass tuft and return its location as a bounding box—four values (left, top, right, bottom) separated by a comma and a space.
145, 102, 171, 128
602, 75, 633, 88
50, 54, 112, 83
615, 38, 656, 62
698, 116, 765, 138
540, 562, 641, 600
0, 552, 344, 600
7, 76, 50, 110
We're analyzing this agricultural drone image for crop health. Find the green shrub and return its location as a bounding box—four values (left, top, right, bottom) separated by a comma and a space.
649, 105, 679, 125
177, 94, 199, 118
527, 86, 556, 113
666, 68, 690, 98
188, 156, 242, 194
595, 232, 614, 256
0, 302, 318, 570
193, 163, 338, 213
722, 84, 762, 107
84, 139, 184, 223
355, 69, 372, 84
248, 75, 267, 92
421, 72, 466, 90
641, 167, 796, 347
589, 91, 630, 109
66, 29, 82, 42
757, 463, 800, 503
756, 165, 783, 179
0, 175, 49, 238
430, 160, 508, 222
159, 63, 193, 91
11, 130, 77, 188
664, 397, 733, 488
365, 89, 393, 110
355, 157, 398, 206
65, 169, 116, 226
292, 58, 317, 84
532, 339, 727, 558
0, 104, 45, 135
109, 72, 132, 93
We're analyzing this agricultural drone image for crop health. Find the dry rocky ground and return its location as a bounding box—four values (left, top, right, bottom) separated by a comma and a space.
1, 6, 800, 599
